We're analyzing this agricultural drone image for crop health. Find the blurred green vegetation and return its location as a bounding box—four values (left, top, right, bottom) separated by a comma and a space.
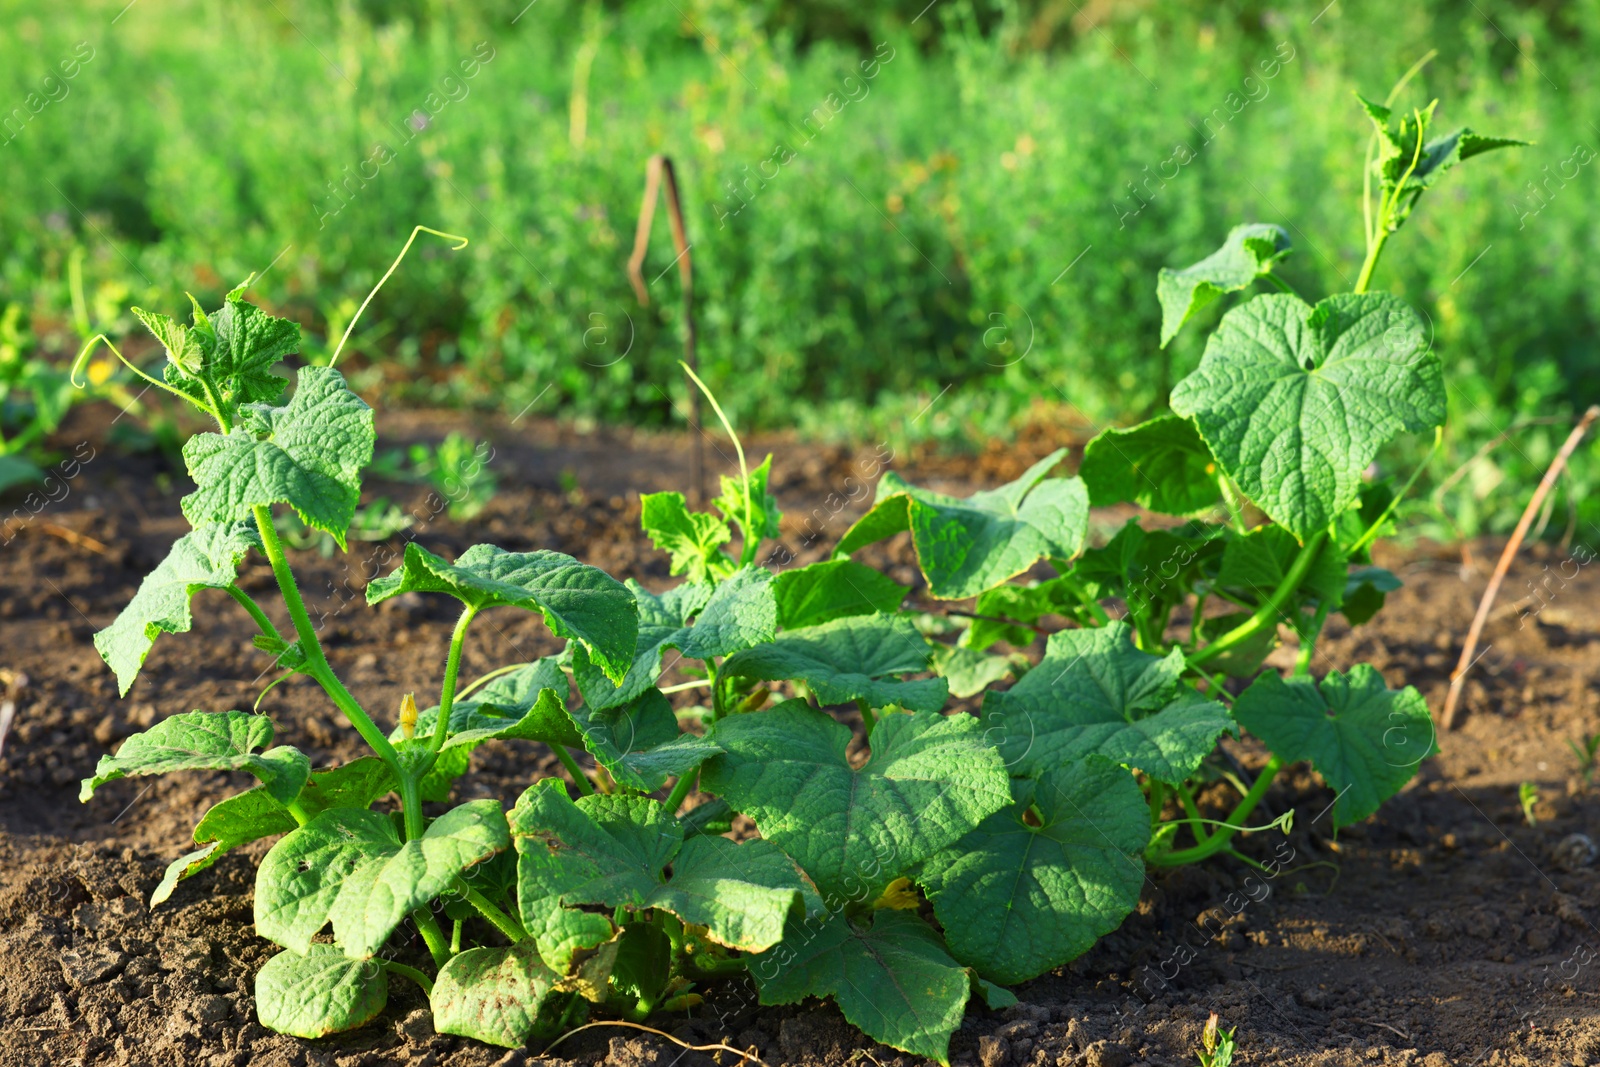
0, 0, 1597, 537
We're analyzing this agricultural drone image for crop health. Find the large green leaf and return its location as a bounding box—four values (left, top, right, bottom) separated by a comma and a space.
255, 801, 509, 956
431, 942, 561, 1048
574, 567, 776, 711
1079, 415, 1219, 515
1169, 292, 1443, 540
772, 559, 910, 630
703, 703, 1010, 903
979, 624, 1233, 784
80, 710, 308, 805
917, 761, 1149, 984
566, 688, 722, 793
1232, 665, 1435, 828
752, 910, 971, 1063
720, 614, 948, 712
367, 543, 636, 683
1156, 223, 1290, 346
509, 780, 807, 952
181, 366, 375, 547
93, 522, 260, 695
640, 492, 735, 583
255, 945, 387, 1039
835, 450, 1088, 598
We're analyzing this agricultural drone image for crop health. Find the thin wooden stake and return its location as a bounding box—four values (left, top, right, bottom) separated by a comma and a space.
627, 155, 703, 506
1442, 405, 1600, 731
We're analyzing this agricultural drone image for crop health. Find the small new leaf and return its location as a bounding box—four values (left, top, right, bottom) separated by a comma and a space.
1156, 223, 1291, 346
640, 492, 735, 583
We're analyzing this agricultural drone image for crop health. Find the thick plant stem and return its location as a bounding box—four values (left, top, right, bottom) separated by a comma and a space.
662, 769, 698, 814
1294, 601, 1333, 677
250, 508, 398, 764
431, 606, 478, 753
1353, 229, 1388, 294
1176, 782, 1210, 846
1148, 756, 1284, 866
413, 907, 451, 966
457, 882, 528, 942
1190, 531, 1328, 668
556, 745, 595, 796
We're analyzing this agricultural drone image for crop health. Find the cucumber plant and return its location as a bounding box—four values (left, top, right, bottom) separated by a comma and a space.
77, 93, 1516, 1063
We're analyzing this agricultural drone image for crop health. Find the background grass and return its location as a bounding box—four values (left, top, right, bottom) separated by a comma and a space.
1, 0, 1597, 536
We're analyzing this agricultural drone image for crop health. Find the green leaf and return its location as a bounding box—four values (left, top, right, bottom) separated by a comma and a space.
933, 645, 1023, 699
1361, 96, 1526, 228
1156, 223, 1290, 347
431, 942, 561, 1048
0, 454, 41, 494
367, 543, 637, 683
80, 710, 308, 805
640, 492, 735, 583
574, 567, 778, 711
520, 898, 617, 975
1079, 416, 1220, 515
713, 453, 782, 544
395, 659, 581, 755
255, 801, 509, 956
772, 559, 909, 630
1169, 293, 1444, 540
509, 780, 806, 952
131, 307, 205, 374
1342, 566, 1402, 626
835, 450, 1089, 598
720, 614, 948, 712
567, 688, 722, 793
93, 521, 261, 695
255, 945, 387, 1039
917, 760, 1149, 984
181, 366, 374, 547
151, 756, 399, 907
752, 909, 970, 1063
703, 703, 1011, 903
1232, 665, 1436, 827
979, 624, 1234, 784
966, 577, 1075, 652
1217, 525, 1349, 610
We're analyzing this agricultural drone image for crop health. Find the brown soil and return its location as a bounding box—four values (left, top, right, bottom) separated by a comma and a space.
3, 403, 1599, 1067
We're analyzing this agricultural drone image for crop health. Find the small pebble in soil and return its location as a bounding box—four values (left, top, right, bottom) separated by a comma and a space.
1553, 832, 1597, 871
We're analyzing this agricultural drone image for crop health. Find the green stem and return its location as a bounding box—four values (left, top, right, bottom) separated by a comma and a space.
1294, 600, 1333, 677
1147, 756, 1284, 866
251, 506, 413, 829
431, 606, 478, 753
1218, 475, 1250, 534
857, 697, 877, 739
680, 362, 756, 565
457, 661, 528, 700
227, 584, 285, 643
1147, 780, 1167, 827
659, 678, 713, 695
1176, 782, 1210, 846
556, 745, 595, 796
1260, 271, 1307, 302
457, 882, 529, 942
383, 961, 435, 996
1348, 426, 1441, 557
413, 907, 451, 966
662, 768, 698, 814
1189, 530, 1328, 668
285, 798, 312, 827
1353, 228, 1389, 294
451, 920, 463, 955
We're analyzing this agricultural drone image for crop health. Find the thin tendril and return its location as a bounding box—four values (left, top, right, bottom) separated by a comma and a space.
330, 225, 470, 367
